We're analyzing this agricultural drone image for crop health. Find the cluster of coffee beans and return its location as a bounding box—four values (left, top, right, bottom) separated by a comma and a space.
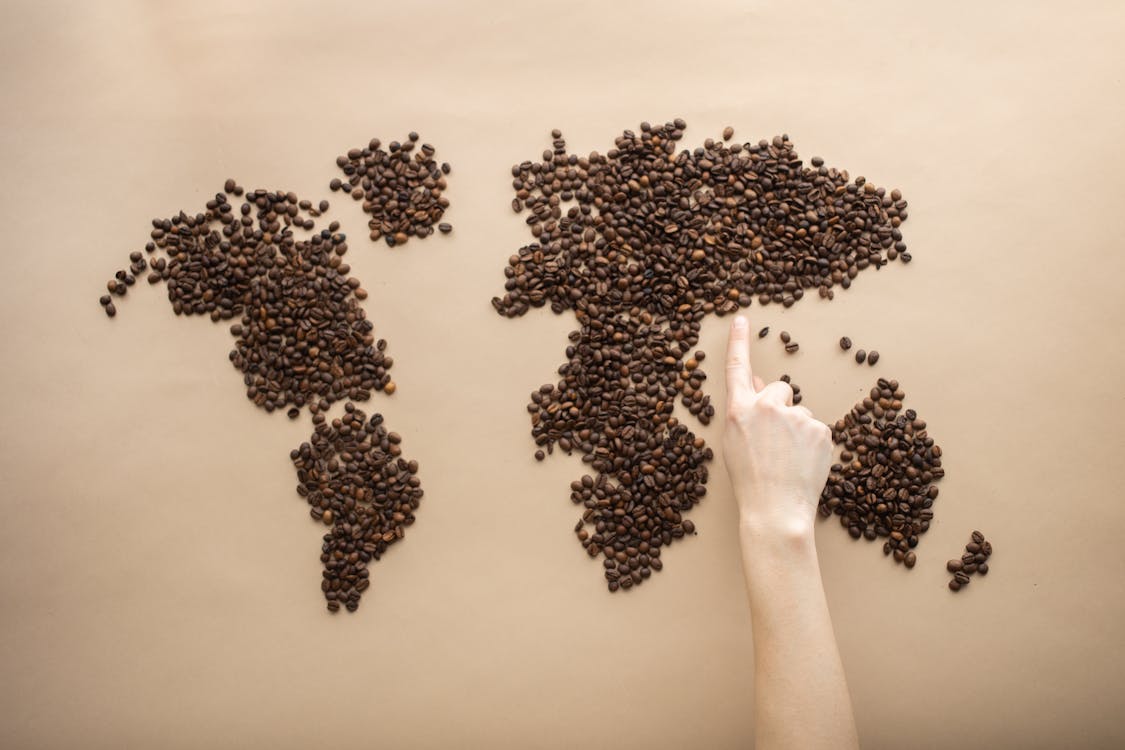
947, 530, 992, 591
99, 251, 150, 316
330, 133, 451, 247
493, 120, 908, 590
779, 374, 803, 405
838, 336, 879, 365
818, 378, 943, 567
99, 183, 395, 415
290, 402, 422, 612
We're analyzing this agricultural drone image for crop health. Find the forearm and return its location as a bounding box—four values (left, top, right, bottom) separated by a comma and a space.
740, 516, 859, 750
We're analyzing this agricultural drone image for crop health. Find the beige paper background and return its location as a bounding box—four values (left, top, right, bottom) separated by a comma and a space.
2, 1, 1124, 747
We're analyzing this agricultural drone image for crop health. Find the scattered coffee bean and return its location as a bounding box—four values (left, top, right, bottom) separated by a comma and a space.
722, 126, 734, 141
291, 402, 422, 612
332, 135, 450, 247
785, 342, 799, 353
780, 374, 804, 405
855, 349, 867, 364
819, 379, 943, 569
839, 336, 852, 351
947, 530, 992, 593
105, 302, 116, 317
494, 120, 908, 592
867, 350, 880, 366
780, 331, 791, 344
758, 326, 770, 339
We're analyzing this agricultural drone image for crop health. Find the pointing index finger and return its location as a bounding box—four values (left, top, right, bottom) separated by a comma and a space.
725, 316, 755, 402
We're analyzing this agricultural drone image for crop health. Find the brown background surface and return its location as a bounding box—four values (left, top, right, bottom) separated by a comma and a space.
2, 1, 1124, 748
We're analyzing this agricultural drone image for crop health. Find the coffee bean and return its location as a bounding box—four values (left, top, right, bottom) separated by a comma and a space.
99, 295, 111, 306
954, 571, 971, 585
978, 562, 989, 575
839, 336, 852, 350
949, 579, 962, 592
904, 551, 916, 568
105, 302, 116, 317
947, 559, 963, 573
494, 121, 908, 592
722, 126, 734, 141
972, 530, 984, 544
438, 223, 452, 234
535, 450, 545, 461
780, 331, 791, 343
758, 326, 769, 338
867, 350, 880, 366
785, 342, 799, 353
854, 349, 867, 364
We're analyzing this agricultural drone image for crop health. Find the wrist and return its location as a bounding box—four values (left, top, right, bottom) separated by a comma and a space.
738, 512, 817, 556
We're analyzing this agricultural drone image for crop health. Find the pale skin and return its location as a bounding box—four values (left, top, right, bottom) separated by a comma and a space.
723, 316, 859, 750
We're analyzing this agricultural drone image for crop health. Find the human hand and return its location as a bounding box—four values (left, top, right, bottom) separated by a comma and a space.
723, 317, 833, 537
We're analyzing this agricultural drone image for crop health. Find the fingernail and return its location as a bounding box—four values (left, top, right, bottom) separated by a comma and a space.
733, 316, 747, 331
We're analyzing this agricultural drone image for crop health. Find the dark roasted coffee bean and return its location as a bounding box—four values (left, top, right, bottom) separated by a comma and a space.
99, 295, 111, 306
722, 126, 734, 141
438, 223, 452, 234
947, 559, 963, 573
535, 450, 545, 461
972, 530, 984, 544
978, 562, 989, 575
780, 331, 791, 344
785, 342, 799, 353
954, 571, 971, 585
949, 579, 962, 592
867, 351, 880, 365
758, 326, 769, 338
854, 349, 866, 364
839, 336, 852, 350
104, 302, 116, 317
